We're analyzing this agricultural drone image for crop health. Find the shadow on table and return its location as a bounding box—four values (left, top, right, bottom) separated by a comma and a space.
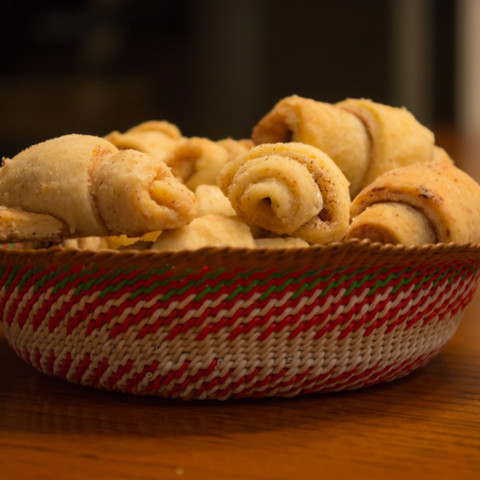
1, 334, 467, 440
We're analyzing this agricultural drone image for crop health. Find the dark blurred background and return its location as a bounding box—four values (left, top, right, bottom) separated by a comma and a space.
0, 0, 459, 158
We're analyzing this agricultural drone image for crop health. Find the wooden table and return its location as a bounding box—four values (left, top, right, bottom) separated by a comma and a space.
1, 130, 480, 479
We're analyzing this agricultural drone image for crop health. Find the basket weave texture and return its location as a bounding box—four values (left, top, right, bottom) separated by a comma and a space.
1, 240, 480, 400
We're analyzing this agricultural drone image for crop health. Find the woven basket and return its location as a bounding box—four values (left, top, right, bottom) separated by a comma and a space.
1, 240, 479, 400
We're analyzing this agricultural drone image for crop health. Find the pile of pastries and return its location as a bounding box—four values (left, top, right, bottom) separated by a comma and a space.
1, 94, 480, 251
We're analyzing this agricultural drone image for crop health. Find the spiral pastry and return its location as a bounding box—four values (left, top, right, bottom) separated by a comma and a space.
252, 95, 436, 196
347, 162, 480, 244
105, 120, 182, 162
217, 142, 351, 243
166, 136, 253, 191
0, 134, 198, 241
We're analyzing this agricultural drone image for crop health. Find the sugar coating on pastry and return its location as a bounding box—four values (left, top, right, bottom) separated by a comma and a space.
151, 214, 255, 251
337, 98, 435, 189
218, 142, 351, 243
252, 95, 436, 197
351, 162, 480, 243
3, 95, 475, 250
346, 202, 436, 244
165, 137, 252, 191
0, 134, 198, 240
251, 95, 370, 196
92, 148, 198, 235
0, 134, 119, 235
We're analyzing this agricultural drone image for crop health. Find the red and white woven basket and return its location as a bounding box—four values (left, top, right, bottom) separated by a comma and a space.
1, 240, 479, 400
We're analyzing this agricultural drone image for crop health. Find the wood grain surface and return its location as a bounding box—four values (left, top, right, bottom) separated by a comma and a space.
1, 295, 479, 480
1, 130, 479, 480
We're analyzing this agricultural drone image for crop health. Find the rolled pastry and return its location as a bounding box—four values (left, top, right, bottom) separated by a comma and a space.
105, 120, 182, 162
151, 214, 255, 251
166, 137, 253, 190
0, 134, 198, 241
217, 142, 351, 244
251, 95, 435, 196
217, 137, 254, 159
347, 203, 436, 245
347, 162, 480, 244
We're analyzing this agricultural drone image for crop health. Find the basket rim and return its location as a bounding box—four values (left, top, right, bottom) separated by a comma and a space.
2, 239, 480, 272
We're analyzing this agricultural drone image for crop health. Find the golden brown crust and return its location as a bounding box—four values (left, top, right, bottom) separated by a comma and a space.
252, 95, 370, 196
164, 137, 253, 191
165, 137, 231, 190
218, 142, 351, 243
0, 134, 118, 235
91, 148, 198, 235
350, 162, 480, 243
216, 137, 254, 160
252, 95, 437, 197
0, 134, 198, 242
2, 97, 472, 250
104, 120, 182, 162
337, 98, 436, 188
346, 202, 436, 244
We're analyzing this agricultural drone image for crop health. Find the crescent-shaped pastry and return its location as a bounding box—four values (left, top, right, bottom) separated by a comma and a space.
251, 95, 436, 196
337, 98, 436, 187
216, 137, 254, 159
92, 148, 197, 234
105, 120, 182, 162
217, 142, 351, 243
166, 137, 253, 191
347, 203, 436, 244
347, 162, 480, 244
0, 134, 198, 241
